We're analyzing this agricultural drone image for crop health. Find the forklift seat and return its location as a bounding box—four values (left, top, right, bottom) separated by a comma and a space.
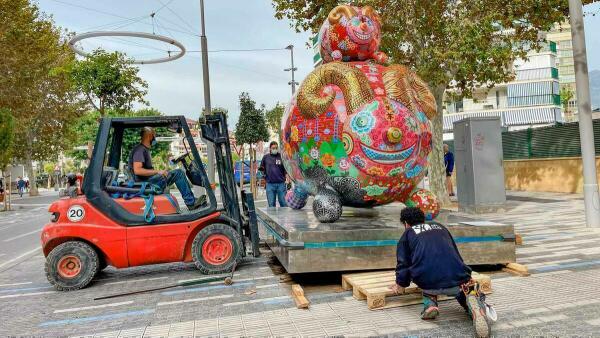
101, 167, 119, 187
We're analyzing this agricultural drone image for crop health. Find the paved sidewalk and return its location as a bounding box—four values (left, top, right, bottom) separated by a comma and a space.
2, 191, 600, 337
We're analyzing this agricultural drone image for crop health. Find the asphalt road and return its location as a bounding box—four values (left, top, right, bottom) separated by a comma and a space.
0, 191, 59, 273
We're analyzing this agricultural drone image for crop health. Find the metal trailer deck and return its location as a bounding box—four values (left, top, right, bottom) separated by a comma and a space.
257, 204, 516, 273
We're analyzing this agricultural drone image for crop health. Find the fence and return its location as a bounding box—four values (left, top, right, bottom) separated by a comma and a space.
502, 119, 600, 160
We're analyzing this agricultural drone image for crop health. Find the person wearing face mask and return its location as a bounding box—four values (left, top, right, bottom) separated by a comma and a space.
259, 141, 288, 207
128, 126, 205, 211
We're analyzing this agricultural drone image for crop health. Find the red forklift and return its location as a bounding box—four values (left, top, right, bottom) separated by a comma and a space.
41, 113, 260, 291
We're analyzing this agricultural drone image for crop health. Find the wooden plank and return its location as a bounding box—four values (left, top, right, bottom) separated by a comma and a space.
473, 273, 492, 294
506, 263, 528, 273
376, 295, 451, 310
503, 262, 530, 276
361, 284, 421, 298
291, 284, 309, 309
515, 234, 523, 245
342, 271, 394, 290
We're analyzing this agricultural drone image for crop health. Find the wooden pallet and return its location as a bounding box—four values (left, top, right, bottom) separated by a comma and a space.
341, 270, 492, 310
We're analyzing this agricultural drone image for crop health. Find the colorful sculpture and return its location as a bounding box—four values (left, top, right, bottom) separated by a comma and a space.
281, 5, 440, 222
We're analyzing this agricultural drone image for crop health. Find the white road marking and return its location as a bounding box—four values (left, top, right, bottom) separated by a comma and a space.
53, 301, 134, 313
233, 275, 276, 283
157, 294, 233, 306
10, 203, 50, 207
177, 274, 240, 283
103, 276, 169, 285
0, 281, 32, 287
3, 229, 41, 242
0, 248, 41, 269
222, 295, 289, 307
255, 283, 278, 289
0, 291, 55, 299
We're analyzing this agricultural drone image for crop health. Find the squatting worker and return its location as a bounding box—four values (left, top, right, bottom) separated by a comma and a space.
390, 207, 491, 338
444, 144, 455, 197
259, 141, 288, 207
129, 126, 206, 211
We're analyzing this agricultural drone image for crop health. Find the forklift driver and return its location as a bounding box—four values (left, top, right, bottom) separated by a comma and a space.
129, 126, 206, 211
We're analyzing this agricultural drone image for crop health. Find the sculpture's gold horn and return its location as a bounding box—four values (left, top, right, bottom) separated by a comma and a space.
361, 6, 381, 25
328, 5, 357, 24
382, 65, 437, 119
296, 62, 374, 119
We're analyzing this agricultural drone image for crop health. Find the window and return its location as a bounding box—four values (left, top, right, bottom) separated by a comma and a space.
455, 100, 463, 113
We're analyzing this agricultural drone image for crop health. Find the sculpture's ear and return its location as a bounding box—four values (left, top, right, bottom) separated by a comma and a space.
362, 6, 381, 26
328, 5, 357, 24
382, 65, 437, 119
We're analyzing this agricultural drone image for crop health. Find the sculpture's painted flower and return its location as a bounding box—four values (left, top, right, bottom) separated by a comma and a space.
367, 167, 386, 176
290, 126, 299, 142
339, 158, 351, 171
351, 109, 376, 134
351, 155, 366, 169
284, 143, 293, 158
321, 153, 336, 167
303, 155, 311, 165
310, 147, 319, 159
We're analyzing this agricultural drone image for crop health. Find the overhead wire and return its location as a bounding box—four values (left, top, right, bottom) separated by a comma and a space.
153, 0, 175, 15
57, 0, 290, 74
112, 15, 150, 31
184, 54, 290, 82
156, 0, 198, 34
83, 15, 147, 31
49, 0, 200, 37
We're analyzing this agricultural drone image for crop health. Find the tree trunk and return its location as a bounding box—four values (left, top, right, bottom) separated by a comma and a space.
429, 85, 449, 206
23, 134, 39, 196
240, 146, 245, 188
250, 146, 257, 196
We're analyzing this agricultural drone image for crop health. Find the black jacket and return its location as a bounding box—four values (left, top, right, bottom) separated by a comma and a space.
396, 222, 471, 290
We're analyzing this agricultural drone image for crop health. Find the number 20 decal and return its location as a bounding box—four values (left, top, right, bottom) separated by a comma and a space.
67, 205, 85, 222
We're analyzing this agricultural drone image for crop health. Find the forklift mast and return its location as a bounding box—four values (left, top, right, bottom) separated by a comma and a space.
199, 113, 260, 257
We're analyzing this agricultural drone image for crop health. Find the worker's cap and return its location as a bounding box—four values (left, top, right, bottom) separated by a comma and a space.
140, 126, 155, 137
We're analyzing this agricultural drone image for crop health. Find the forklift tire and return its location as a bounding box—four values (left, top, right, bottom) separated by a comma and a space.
45, 241, 99, 291
192, 223, 242, 274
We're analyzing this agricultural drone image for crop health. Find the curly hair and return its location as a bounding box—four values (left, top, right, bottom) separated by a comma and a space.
400, 207, 425, 226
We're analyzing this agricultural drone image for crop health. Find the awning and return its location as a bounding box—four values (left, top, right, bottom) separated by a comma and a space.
443, 106, 561, 132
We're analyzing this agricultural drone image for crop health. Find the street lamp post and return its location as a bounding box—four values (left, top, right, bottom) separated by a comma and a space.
284, 45, 299, 95
569, 0, 600, 227
200, 0, 215, 185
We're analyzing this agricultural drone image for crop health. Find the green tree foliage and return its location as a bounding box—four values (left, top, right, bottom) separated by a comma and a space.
235, 92, 269, 192
0, 0, 84, 195
69, 49, 148, 116
265, 103, 285, 138
70, 108, 171, 168
272, 0, 586, 203
0, 108, 15, 170
560, 86, 575, 120
235, 92, 270, 145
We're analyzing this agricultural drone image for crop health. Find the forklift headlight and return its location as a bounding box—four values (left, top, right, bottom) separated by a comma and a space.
50, 212, 59, 222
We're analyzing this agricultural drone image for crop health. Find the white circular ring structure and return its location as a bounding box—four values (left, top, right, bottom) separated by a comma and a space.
69, 31, 186, 65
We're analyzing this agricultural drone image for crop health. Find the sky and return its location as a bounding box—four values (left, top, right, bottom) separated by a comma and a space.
37, 0, 600, 126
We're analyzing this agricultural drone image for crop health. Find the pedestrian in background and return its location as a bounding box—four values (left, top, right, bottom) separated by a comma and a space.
259, 141, 288, 207
17, 176, 25, 197
444, 144, 455, 197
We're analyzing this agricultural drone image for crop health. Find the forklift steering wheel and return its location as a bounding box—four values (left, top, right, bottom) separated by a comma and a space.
172, 152, 190, 165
